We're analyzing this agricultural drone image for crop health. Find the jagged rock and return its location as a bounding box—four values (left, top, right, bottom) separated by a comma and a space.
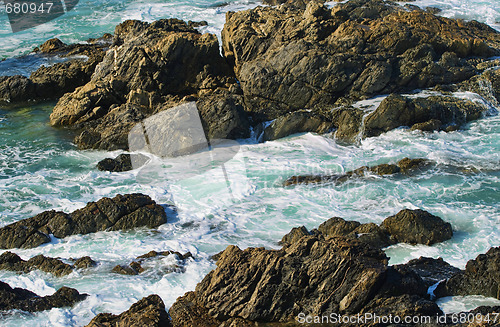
0, 281, 87, 312
329, 106, 364, 143
0, 38, 107, 105
97, 153, 136, 172
170, 234, 447, 326
113, 250, 193, 275
261, 110, 334, 141
50, 19, 249, 151
0, 252, 73, 276
222, 0, 499, 124
0, 194, 168, 249
363, 94, 486, 137
279, 226, 311, 245
86, 294, 171, 327
403, 257, 461, 289
442, 247, 500, 299
284, 157, 435, 186
73, 256, 97, 269
382, 209, 453, 245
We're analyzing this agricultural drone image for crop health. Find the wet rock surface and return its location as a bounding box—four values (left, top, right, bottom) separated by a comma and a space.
0, 37, 108, 105
283, 157, 433, 186
86, 294, 171, 327
381, 209, 453, 245
0, 194, 169, 249
50, 19, 250, 151
0, 281, 87, 312
222, 0, 499, 125
112, 250, 192, 276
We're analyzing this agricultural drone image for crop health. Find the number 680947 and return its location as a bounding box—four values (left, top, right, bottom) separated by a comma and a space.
4, 2, 54, 14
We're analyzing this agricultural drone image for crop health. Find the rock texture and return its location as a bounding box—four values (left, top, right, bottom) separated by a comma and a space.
50, 19, 250, 151
169, 236, 441, 326
0, 281, 87, 312
112, 250, 192, 275
86, 294, 171, 327
222, 0, 499, 125
283, 157, 433, 186
281, 208, 451, 249
363, 94, 487, 137
0, 37, 107, 105
441, 247, 500, 299
0, 252, 96, 276
0, 194, 168, 249
382, 209, 453, 245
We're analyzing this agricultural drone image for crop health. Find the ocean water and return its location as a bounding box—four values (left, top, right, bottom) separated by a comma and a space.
0, 0, 499, 326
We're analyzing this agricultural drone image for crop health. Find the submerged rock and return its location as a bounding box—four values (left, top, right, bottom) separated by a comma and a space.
0, 281, 87, 312
283, 157, 434, 186
112, 250, 193, 276
0, 194, 169, 249
382, 209, 453, 245
86, 294, 171, 327
0, 251, 74, 276
403, 257, 461, 289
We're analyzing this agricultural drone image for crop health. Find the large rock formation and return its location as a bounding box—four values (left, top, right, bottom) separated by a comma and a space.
0, 194, 168, 249
86, 294, 171, 327
169, 236, 441, 326
0, 281, 87, 312
50, 19, 250, 151
222, 0, 499, 125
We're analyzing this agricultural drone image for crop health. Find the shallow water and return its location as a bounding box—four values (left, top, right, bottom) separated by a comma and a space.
0, 0, 499, 325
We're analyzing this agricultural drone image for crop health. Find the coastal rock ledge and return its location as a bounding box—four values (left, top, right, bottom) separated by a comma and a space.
0, 193, 169, 249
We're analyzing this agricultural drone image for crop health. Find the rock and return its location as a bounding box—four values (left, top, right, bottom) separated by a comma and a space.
382, 209, 453, 245
113, 250, 193, 275
50, 19, 249, 151
0, 37, 107, 105
317, 216, 361, 237
86, 294, 171, 327
279, 226, 311, 245
0, 281, 87, 312
73, 256, 97, 269
329, 106, 364, 143
97, 153, 138, 172
397, 157, 434, 174
363, 94, 487, 137
261, 110, 334, 141
0, 252, 96, 276
411, 118, 443, 132
222, 0, 499, 124
403, 257, 461, 289
0, 194, 169, 249
169, 291, 220, 327
443, 247, 500, 299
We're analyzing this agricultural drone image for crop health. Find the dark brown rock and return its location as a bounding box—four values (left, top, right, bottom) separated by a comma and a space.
0, 281, 87, 312
86, 294, 171, 327
222, 0, 499, 124
50, 19, 249, 151
0, 194, 169, 249
169, 291, 220, 327
97, 153, 137, 172
404, 257, 461, 289
363, 94, 487, 137
73, 256, 97, 269
382, 209, 453, 245
397, 157, 434, 174
444, 247, 500, 299
261, 111, 334, 141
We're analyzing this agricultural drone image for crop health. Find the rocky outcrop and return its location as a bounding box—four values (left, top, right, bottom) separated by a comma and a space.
112, 250, 192, 275
403, 257, 461, 289
281, 208, 451, 249
440, 247, 500, 299
363, 94, 487, 137
382, 209, 453, 245
0, 38, 108, 105
169, 235, 442, 326
86, 294, 171, 327
0, 252, 96, 276
50, 19, 250, 151
261, 110, 334, 141
0, 281, 87, 312
284, 157, 433, 186
222, 0, 499, 125
0, 194, 169, 249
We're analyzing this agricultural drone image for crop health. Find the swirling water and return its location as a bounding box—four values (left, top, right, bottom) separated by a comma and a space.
0, 0, 499, 325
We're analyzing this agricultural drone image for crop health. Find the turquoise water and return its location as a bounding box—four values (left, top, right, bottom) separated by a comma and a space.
0, 0, 500, 325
